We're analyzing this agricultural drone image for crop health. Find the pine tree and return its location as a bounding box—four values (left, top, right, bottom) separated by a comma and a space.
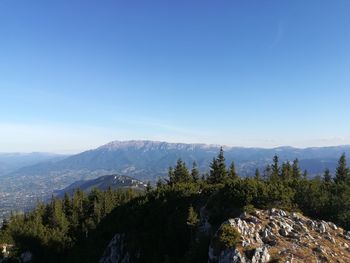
186, 206, 199, 242
281, 162, 292, 181
103, 187, 115, 215
335, 153, 350, 184
270, 155, 280, 181
208, 147, 227, 184
191, 161, 200, 182
92, 199, 101, 225
272, 155, 279, 175
228, 161, 238, 180
264, 164, 272, 179
71, 189, 85, 235
48, 197, 69, 233
173, 159, 191, 183
168, 166, 175, 185
323, 168, 332, 183
292, 159, 301, 180
186, 206, 199, 227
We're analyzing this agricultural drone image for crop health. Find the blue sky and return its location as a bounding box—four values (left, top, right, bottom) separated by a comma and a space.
1, 0, 350, 152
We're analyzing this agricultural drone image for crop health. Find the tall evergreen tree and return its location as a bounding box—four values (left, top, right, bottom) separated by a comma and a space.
292, 159, 301, 180
264, 164, 272, 179
270, 155, 280, 181
186, 206, 199, 227
323, 168, 332, 183
208, 147, 227, 184
63, 192, 73, 221
48, 198, 69, 233
168, 166, 175, 185
281, 162, 292, 180
191, 161, 200, 182
335, 153, 350, 184
173, 159, 191, 183
228, 161, 238, 180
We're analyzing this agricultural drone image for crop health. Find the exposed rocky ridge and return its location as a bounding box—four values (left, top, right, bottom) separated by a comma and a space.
100, 208, 350, 263
209, 208, 350, 263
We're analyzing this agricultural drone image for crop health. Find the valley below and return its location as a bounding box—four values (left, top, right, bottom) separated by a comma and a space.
0, 140, 349, 221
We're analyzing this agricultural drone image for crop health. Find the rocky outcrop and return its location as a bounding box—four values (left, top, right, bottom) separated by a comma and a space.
208, 208, 350, 263
99, 234, 130, 263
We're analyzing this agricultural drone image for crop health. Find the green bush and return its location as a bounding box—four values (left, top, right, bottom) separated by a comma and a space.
218, 224, 240, 249
243, 204, 255, 214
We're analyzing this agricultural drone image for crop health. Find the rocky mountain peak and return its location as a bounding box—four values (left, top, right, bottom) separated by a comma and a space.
209, 208, 350, 263
97, 140, 220, 152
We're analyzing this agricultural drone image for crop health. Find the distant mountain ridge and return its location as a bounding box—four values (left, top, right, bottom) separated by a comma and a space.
0, 152, 67, 176
1, 140, 350, 216
8, 140, 350, 180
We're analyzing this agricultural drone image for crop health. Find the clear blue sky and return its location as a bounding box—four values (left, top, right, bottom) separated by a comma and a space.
1, 0, 350, 152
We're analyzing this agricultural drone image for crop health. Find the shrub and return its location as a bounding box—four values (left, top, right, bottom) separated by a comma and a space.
218, 224, 241, 249
243, 204, 255, 215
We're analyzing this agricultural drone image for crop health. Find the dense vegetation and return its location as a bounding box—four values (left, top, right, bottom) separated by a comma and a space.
2, 148, 350, 262
0, 189, 139, 262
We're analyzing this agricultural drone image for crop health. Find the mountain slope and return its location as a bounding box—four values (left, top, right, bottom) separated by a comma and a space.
0, 152, 66, 176
1, 140, 350, 217
8, 140, 350, 180
55, 174, 147, 197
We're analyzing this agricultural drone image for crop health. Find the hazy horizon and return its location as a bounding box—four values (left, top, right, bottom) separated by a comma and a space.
1, 138, 350, 155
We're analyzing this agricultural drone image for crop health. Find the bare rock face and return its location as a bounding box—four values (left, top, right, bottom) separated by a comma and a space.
99, 234, 130, 263
208, 208, 350, 263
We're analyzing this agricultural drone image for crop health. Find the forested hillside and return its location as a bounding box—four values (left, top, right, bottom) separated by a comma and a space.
1, 149, 350, 262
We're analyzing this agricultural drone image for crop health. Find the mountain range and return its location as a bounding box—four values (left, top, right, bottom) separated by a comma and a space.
0, 140, 350, 217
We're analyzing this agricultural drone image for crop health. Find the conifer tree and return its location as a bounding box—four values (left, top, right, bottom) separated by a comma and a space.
48, 198, 69, 233
103, 187, 115, 215
292, 159, 301, 180
186, 206, 199, 227
191, 161, 200, 182
173, 159, 191, 183
281, 162, 292, 180
228, 161, 238, 180
270, 155, 280, 181
335, 153, 350, 184
168, 166, 175, 185
264, 164, 272, 179
186, 206, 199, 242
323, 168, 332, 183
208, 147, 227, 183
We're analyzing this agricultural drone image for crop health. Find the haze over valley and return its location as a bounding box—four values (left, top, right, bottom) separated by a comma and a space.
0, 140, 349, 219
